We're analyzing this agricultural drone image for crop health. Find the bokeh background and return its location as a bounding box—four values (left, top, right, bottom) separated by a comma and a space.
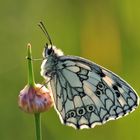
0, 0, 140, 140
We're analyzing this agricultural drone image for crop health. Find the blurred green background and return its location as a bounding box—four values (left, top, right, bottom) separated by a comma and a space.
0, 0, 140, 140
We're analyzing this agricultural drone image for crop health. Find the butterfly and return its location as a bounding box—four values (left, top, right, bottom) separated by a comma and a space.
39, 22, 139, 129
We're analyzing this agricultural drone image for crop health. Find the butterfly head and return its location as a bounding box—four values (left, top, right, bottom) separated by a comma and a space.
43, 43, 64, 58
41, 43, 64, 78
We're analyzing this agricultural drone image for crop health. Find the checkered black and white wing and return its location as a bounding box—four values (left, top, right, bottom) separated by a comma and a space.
48, 56, 139, 129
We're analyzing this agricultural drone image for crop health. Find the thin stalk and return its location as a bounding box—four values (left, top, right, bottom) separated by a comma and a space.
34, 113, 42, 140
27, 44, 42, 140
27, 43, 35, 87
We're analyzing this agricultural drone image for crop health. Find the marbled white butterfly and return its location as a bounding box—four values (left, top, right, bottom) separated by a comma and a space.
39, 22, 139, 129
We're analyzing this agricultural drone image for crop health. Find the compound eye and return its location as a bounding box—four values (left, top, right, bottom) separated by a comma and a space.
43, 44, 53, 57
47, 48, 53, 55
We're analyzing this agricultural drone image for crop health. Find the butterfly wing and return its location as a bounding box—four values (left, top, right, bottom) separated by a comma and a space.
48, 56, 139, 129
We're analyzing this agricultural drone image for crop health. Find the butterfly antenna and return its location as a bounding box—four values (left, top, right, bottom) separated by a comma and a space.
38, 21, 53, 46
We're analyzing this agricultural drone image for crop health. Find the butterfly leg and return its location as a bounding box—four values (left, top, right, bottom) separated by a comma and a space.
26, 56, 44, 61
35, 77, 53, 93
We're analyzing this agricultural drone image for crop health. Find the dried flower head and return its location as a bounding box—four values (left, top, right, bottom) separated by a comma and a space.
18, 84, 53, 114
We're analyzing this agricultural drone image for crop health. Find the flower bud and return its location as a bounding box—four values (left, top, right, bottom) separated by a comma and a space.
18, 84, 53, 114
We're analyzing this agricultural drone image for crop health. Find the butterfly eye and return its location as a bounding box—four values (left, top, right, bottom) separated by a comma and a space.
47, 47, 53, 55
44, 45, 54, 57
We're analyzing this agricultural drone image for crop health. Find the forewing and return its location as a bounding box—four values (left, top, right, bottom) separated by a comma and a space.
49, 56, 139, 129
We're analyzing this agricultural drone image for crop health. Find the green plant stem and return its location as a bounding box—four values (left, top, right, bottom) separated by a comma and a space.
27, 44, 42, 140
27, 43, 35, 87
34, 113, 42, 140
